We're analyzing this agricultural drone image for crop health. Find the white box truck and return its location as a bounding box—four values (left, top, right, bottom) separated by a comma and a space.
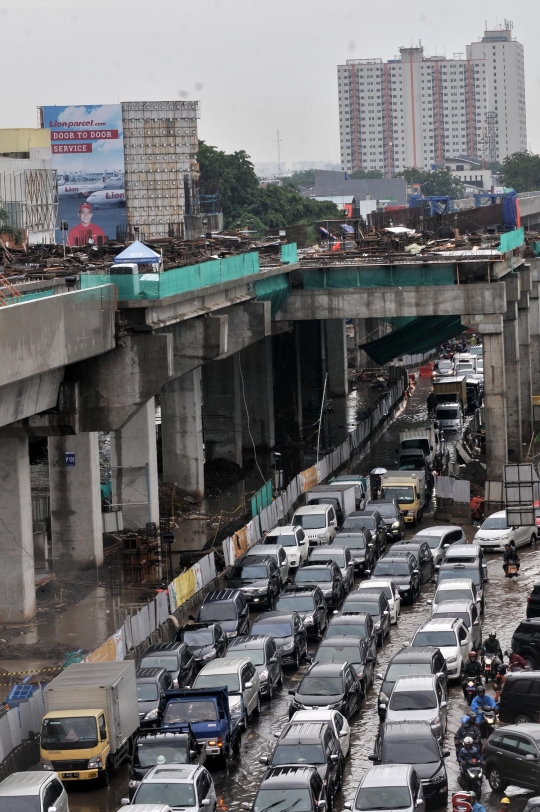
306, 484, 357, 522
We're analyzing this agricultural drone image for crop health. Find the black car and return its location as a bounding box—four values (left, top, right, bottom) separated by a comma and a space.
369, 721, 450, 804
325, 611, 378, 662
227, 555, 282, 608
293, 562, 344, 610
139, 643, 196, 689
377, 646, 448, 720
175, 623, 228, 670
129, 728, 200, 797
366, 500, 405, 541
498, 671, 540, 725
368, 552, 421, 604
341, 511, 387, 555
262, 722, 342, 804
312, 636, 374, 696
136, 667, 173, 727
227, 635, 283, 699
333, 531, 377, 575
527, 584, 540, 619
251, 611, 308, 668
288, 663, 361, 719
342, 589, 391, 645
195, 589, 250, 639
390, 542, 435, 584
511, 618, 540, 669
309, 546, 355, 594
245, 765, 327, 812
275, 587, 328, 638
484, 723, 540, 793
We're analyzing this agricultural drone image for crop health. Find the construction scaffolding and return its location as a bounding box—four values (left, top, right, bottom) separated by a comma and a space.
0, 167, 57, 243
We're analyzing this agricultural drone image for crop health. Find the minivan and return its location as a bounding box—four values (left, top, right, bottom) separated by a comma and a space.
377, 647, 447, 719
0, 773, 69, 812
195, 590, 250, 639
498, 671, 540, 725
292, 506, 338, 546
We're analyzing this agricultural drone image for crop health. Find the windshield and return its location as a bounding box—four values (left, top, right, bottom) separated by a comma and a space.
413, 630, 457, 647
0, 801, 40, 812
299, 675, 344, 695
254, 789, 312, 812
163, 699, 217, 724
335, 536, 366, 550
315, 646, 360, 665
194, 673, 240, 693
272, 744, 326, 765
438, 361, 453, 370
252, 620, 292, 637
233, 564, 268, 579
42, 716, 98, 749
139, 655, 179, 672
355, 786, 411, 811
311, 550, 345, 566
344, 598, 380, 617
402, 439, 430, 452
135, 783, 196, 806
327, 622, 366, 638
384, 740, 439, 764
381, 487, 414, 505
400, 461, 425, 471
199, 603, 237, 622
481, 516, 508, 530
267, 533, 296, 547
437, 408, 459, 420
434, 588, 472, 604
386, 662, 432, 682
370, 504, 397, 517
438, 567, 480, 587
276, 595, 314, 611
182, 629, 213, 646
374, 561, 410, 576
294, 514, 326, 529
227, 646, 265, 666
343, 517, 373, 531
136, 740, 189, 767
295, 568, 332, 584
389, 690, 437, 710
137, 683, 159, 702
414, 535, 443, 550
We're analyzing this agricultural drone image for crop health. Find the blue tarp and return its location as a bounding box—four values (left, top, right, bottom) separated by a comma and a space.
113, 240, 160, 265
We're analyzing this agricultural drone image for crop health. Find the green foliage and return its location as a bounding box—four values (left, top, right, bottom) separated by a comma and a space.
349, 168, 384, 179
500, 151, 540, 192
198, 142, 340, 231
0, 206, 23, 243
397, 167, 464, 198
281, 169, 316, 189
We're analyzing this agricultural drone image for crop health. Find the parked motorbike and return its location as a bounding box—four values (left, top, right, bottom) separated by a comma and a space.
458, 763, 483, 799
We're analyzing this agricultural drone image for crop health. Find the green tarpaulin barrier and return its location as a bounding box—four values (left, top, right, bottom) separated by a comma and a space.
360, 315, 465, 365
281, 243, 298, 264
303, 264, 455, 289
255, 273, 290, 315
499, 227, 524, 253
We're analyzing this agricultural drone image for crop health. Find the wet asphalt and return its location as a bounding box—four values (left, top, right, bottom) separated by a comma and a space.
63, 379, 540, 812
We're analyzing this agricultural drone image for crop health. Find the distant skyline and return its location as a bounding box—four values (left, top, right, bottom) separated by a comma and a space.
1, 0, 539, 165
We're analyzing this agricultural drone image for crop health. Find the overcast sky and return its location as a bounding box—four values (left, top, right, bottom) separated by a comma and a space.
2, 0, 538, 166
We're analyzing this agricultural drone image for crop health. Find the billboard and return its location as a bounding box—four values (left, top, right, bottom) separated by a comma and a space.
41, 104, 126, 245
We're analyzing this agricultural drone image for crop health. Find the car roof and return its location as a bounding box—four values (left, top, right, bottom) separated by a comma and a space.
393, 675, 437, 691
504, 672, 540, 682
391, 646, 440, 663
268, 525, 298, 534
250, 545, 284, 555
142, 643, 184, 654
261, 766, 318, 788
413, 526, 462, 537
311, 545, 342, 553
433, 600, 473, 612
0, 772, 51, 795
196, 657, 250, 674
302, 663, 348, 676
436, 578, 475, 589
299, 563, 334, 572
360, 578, 395, 588
294, 505, 329, 515
143, 765, 199, 783
329, 612, 370, 624
346, 590, 382, 601
439, 559, 481, 568
361, 765, 414, 787
239, 554, 272, 565
253, 611, 296, 623
280, 588, 317, 598
228, 635, 270, 649
202, 589, 241, 604
419, 617, 460, 630
382, 721, 437, 740
292, 710, 339, 723
377, 552, 414, 562
136, 667, 169, 680
445, 544, 481, 554
317, 636, 362, 649
121, 806, 173, 812
280, 722, 329, 743
490, 723, 540, 741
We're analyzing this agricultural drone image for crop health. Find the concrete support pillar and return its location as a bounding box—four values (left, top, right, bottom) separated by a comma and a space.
111, 398, 160, 530
325, 319, 348, 398
481, 327, 508, 482
503, 276, 522, 462
202, 356, 242, 465
240, 338, 275, 451
530, 264, 540, 398
49, 432, 103, 573
0, 437, 35, 621
518, 294, 533, 444
294, 325, 304, 440
354, 319, 369, 369
161, 372, 204, 501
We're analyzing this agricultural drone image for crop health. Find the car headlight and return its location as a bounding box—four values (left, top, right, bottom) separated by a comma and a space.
323, 588, 332, 596
328, 701, 343, 710
430, 719, 441, 729
290, 559, 298, 566
227, 631, 238, 638
392, 522, 400, 529
129, 779, 141, 789
374, 621, 381, 629
40, 758, 53, 771
259, 669, 268, 682
144, 708, 160, 720
427, 768, 446, 783
446, 656, 457, 664
379, 692, 389, 704
88, 755, 103, 769
406, 510, 415, 516
202, 650, 215, 661
303, 613, 315, 625
282, 641, 295, 652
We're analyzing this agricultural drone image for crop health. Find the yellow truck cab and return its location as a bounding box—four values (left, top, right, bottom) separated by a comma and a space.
380, 471, 427, 526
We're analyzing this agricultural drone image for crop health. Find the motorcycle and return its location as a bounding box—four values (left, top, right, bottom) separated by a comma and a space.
478, 705, 498, 740
464, 677, 483, 705
458, 763, 483, 799
506, 562, 520, 578
483, 654, 498, 682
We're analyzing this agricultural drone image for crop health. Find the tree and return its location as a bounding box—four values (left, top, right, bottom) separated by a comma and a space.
197, 141, 259, 223
397, 167, 464, 197
0, 206, 23, 244
349, 168, 384, 179
500, 151, 540, 192
281, 169, 316, 189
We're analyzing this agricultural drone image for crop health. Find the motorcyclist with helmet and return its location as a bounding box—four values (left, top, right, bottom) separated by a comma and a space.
469, 791, 486, 812
503, 544, 520, 577
493, 664, 507, 701
455, 715, 483, 756
482, 632, 503, 659
506, 648, 528, 670
461, 650, 484, 700
471, 685, 498, 734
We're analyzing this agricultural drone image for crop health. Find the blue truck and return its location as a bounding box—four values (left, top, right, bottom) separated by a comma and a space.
159, 687, 243, 763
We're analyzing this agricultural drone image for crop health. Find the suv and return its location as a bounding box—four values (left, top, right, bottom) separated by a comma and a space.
193, 657, 261, 720
262, 722, 342, 802
309, 546, 355, 593
227, 635, 282, 699
312, 636, 375, 695
175, 623, 228, 670
498, 672, 540, 725
527, 584, 540, 619
342, 589, 391, 646
390, 542, 434, 584
511, 619, 540, 669
128, 763, 216, 811
484, 723, 540, 793
292, 562, 344, 609
288, 664, 361, 719
247, 765, 327, 812
410, 618, 470, 679
365, 500, 405, 541
430, 578, 479, 615
263, 525, 309, 568
432, 600, 482, 650
195, 590, 250, 639
139, 643, 196, 689
368, 553, 421, 604
248, 544, 290, 585
377, 647, 448, 720
443, 543, 488, 582
346, 510, 386, 555
251, 611, 308, 668
325, 612, 378, 662
358, 579, 401, 625
136, 667, 174, 726
275, 587, 328, 638
346, 764, 425, 812
129, 728, 200, 796
333, 530, 377, 575
410, 526, 466, 568
385, 675, 448, 743
369, 721, 449, 803
0, 773, 68, 812
227, 554, 282, 608
291, 505, 338, 546
436, 560, 486, 613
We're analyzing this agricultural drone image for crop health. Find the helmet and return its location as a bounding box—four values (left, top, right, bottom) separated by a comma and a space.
461, 715, 471, 725
470, 650, 477, 659
463, 737, 474, 748
489, 631, 497, 638
469, 792, 477, 801
477, 685, 486, 694
498, 664, 507, 674
156, 755, 166, 764
500, 799, 511, 806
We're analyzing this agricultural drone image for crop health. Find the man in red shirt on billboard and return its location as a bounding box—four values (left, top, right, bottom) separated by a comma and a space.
67, 202, 106, 246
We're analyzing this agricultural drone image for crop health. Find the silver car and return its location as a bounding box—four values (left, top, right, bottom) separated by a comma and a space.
385, 675, 447, 742
345, 764, 425, 812
411, 526, 466, 567
0, 772, 69, 812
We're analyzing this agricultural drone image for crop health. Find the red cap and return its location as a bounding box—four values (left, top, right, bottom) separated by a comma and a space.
79, 202, 92, 213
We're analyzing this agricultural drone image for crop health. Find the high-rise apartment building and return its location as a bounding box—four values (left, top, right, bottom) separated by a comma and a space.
338, 23, 526, 175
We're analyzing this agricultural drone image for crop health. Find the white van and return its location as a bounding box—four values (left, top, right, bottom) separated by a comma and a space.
291, 505, 338, 546
435, 402, 462, 431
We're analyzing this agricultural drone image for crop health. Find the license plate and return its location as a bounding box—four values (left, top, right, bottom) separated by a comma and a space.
484, 546, 496, 552
62, 772, 79, 778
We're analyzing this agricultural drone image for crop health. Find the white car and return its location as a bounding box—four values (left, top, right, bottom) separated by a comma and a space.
127, 764, 216, 812
290, 709, 351, 757
473, 509, 537, 552
384, 675, 447, 742
430, 578, 480, 616
193, 657, 261, 720
443, 542, 488, 581
262, 525, 309, 568
248, 543, 290, 584
432, 599, 482, 650
291, 505, 338, 546
411, 526, 466, 567
358, 578, 401, 624
409, 617, 471, 679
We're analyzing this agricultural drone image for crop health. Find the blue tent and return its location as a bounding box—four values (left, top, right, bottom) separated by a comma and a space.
113, 240, 161, 265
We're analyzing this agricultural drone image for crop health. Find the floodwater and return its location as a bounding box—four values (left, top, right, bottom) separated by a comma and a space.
61, 376, 540, 812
